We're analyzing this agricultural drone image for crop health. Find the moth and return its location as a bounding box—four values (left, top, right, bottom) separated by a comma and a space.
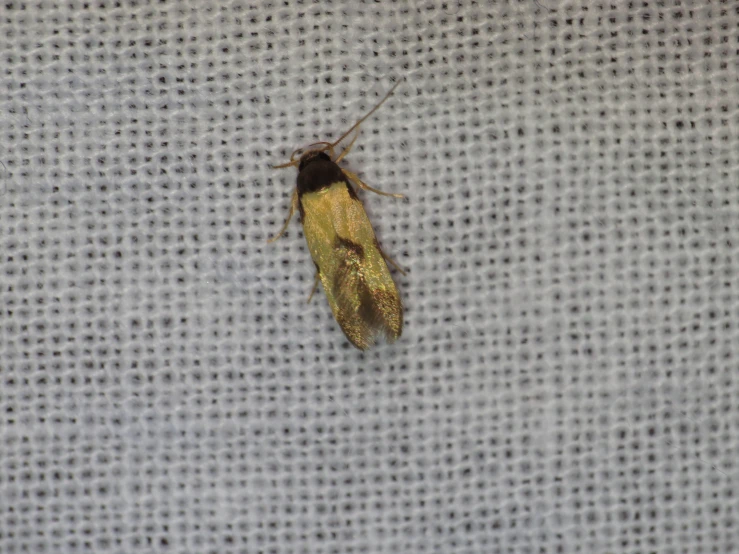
269, 81, 406, 350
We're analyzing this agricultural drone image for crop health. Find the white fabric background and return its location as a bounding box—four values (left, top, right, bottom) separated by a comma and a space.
1, 1, 737, 552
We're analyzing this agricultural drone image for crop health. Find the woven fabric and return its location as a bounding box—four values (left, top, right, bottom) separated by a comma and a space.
1, 1, 737, 552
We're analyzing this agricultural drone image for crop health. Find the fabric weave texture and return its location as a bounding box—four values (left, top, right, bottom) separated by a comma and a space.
1, 1, 737, 553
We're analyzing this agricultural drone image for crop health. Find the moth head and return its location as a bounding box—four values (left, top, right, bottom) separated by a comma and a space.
273, 141, 334, 170
297, 150, 332, 171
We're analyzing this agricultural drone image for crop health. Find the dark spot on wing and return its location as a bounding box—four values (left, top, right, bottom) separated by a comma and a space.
357, 280, 384, 331
335, 236, 365, 260
332, 236, 365, 293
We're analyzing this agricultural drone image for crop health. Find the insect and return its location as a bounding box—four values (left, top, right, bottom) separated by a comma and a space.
269, 80, 406, 350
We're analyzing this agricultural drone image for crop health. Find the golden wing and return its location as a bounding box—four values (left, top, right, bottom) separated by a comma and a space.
326, 235, 402, 350
301, 181, 402, 350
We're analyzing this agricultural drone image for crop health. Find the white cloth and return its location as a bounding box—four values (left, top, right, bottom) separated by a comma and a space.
1, 1, 736, 552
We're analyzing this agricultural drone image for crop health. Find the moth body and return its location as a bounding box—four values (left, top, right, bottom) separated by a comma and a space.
296, 152, 402, 350
270, 82, 405, 350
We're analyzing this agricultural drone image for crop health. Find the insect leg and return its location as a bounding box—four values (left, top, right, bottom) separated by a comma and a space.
376, 240, 407, 276
267, 189, 299, 243
342, 169, 404, 199
307, 268, 320, 303
273, 148, 302, 169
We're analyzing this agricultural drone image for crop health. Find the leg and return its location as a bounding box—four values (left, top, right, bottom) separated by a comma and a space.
376, 241, 407, 276
273, 147, 303, 169
306, 270, 320, 303
267, 189, 299, 243
342, 169, 404, 199
333, 130, 360, 163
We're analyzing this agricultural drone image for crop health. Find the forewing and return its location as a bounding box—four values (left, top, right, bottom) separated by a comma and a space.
302, 182, 402, 350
